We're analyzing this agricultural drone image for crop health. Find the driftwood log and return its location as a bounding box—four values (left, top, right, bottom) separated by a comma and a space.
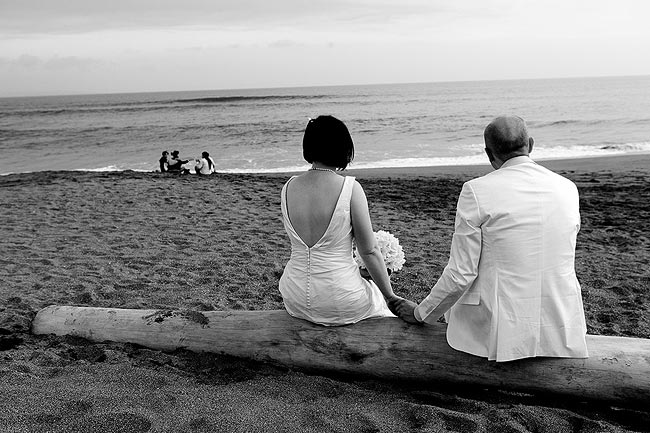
31, 306, 650, 407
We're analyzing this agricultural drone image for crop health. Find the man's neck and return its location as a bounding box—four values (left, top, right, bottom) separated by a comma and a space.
499, 155, 533, 169
501, 150, 529, 161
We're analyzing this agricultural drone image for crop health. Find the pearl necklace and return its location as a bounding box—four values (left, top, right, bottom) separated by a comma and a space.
309, 167, 337, 174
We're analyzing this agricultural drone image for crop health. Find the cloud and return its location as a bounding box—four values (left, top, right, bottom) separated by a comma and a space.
2, 0, 649, 41
43, 56, 102, 70
0, 0, 449, 35
13, 54, 41, 68
0, 54, 102, 70
268, 39, 304, 49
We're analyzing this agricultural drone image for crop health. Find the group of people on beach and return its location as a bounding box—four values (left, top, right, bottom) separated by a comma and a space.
278, 115, 588, 363
159, 150, 215, 175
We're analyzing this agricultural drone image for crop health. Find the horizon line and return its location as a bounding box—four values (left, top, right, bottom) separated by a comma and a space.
2, 73, 648, 99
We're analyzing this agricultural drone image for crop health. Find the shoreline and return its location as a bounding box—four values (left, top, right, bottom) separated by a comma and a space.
3, 153, 650, 179
345, 153, 650, 178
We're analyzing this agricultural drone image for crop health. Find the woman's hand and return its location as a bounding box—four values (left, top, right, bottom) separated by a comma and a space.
387, 297, 421, 324
385, 294, 402, 315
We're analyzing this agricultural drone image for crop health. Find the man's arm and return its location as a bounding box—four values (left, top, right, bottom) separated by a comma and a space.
414, 182, 483, 323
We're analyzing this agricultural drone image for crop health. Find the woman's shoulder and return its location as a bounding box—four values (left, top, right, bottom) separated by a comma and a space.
349, 177, 371, 209
344, 176, 360, 191
281, 175, 300, 193
347, 176, 363, 191
283, 174, 299, 185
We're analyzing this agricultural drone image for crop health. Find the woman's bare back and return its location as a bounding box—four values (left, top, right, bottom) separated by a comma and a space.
285, 172, 345, 248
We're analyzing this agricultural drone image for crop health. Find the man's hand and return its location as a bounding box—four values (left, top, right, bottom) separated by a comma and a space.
387, 297, 421, 324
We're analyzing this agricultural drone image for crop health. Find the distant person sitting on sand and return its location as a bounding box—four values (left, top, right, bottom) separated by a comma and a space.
168, 150, 190, 174
194, 151, 215, 175
278, 115, 403, 326
159, 151, 170, 172
392, 116, 589, 362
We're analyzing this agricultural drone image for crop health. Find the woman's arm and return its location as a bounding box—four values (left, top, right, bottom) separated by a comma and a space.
350, 180, 397, 302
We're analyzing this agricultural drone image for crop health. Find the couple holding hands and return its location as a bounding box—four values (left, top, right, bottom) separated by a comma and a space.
278, 115, 588, 363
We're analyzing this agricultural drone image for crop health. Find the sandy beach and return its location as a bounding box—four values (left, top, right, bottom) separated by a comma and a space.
1, 154, 649, 432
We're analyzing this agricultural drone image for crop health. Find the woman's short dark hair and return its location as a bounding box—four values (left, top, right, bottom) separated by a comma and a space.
302, 115, 354, 170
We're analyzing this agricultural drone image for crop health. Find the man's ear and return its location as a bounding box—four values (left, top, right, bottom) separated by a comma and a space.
484, 147, 495, 162
528, 137, 534, 154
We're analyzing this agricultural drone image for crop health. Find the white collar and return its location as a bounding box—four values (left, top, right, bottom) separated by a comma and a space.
500, 155, 534, 169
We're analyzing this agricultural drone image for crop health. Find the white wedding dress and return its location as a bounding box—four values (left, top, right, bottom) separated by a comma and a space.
279, 176, 395, 326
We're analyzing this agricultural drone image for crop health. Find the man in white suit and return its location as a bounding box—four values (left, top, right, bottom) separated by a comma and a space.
394, 116, 589, 362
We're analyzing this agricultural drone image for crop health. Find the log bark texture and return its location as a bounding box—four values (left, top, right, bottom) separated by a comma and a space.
31, 306, 650, 407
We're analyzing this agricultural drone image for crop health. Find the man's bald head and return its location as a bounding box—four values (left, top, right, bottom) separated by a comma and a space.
484, 116, 531, 159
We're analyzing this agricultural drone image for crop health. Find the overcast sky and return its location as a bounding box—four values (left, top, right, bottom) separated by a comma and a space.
1, 0, 649, 96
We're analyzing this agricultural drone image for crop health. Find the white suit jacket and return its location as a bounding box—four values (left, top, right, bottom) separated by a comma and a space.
415, 156, 588, 362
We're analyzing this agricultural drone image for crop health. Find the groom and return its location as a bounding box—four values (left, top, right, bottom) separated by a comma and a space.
394, 116, 589, 362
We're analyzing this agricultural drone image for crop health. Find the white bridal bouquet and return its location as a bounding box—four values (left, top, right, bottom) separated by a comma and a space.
353, 230, 406, 274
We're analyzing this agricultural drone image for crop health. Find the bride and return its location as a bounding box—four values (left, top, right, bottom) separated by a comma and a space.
279, 115, 401, 326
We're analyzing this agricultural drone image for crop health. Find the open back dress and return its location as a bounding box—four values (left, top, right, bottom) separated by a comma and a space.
279, 176, 395, 326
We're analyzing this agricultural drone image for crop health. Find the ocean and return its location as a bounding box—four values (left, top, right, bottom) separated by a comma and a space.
1, 75, 649, 175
